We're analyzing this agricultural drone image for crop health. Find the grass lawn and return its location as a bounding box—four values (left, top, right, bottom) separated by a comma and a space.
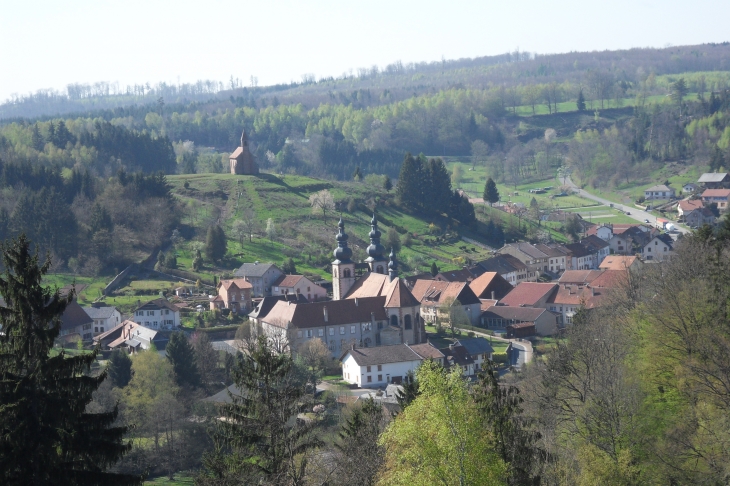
144, 473, 195, 485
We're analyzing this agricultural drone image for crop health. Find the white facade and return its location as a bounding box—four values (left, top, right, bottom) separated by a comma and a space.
643, 237, 673, 262
341, 353, 422, 388
90, 310, 121, 336
133, 306, 180, 329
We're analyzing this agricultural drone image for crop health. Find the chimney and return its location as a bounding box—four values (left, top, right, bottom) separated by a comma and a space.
355, 297, 359, 307
323, 306, 328, 322
351, 343, 355, 350
491, 290, 495, 300
591, 286, 595, 296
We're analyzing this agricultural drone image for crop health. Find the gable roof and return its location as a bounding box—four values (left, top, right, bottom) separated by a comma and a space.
549, 284, 606, 308
410, 280, 480, 306
701, 189, 730, 198
344, 272, 419, 308
234, 262, 281, 278
468, 271, 514, 300
455, 337, 494, 356
262, 297, 389, 329
272, 274, 305, 288
409, 342, 447, 360
435, 268, 475, 282
698, 172, 730, 183
678, 199, 704, 212
589, 270, 629, 289
82, 305, 118, 320
135, 298, 178, 313
382, 278, 421, 308
499, 282, 558, 307
558, 270, 604, 284
645, 184, 672, 192
564, 242, 593, 258
104, 320, 159, 348
344, 272, 388, 299
475, 254, 527, 274
248, 294, 307, 320
599, 256, 638, 270
219, 278, 253, 290
60, 301, 93, 331
481, 305, 549, 322
581, 235, 609, 251
341, 344, 426, 366
440, 345, 474, 366
501, 242, 549, 260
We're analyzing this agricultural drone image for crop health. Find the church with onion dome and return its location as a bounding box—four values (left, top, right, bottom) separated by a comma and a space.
248, 215, 426, 358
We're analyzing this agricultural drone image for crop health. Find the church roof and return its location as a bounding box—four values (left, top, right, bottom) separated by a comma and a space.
383, 278, 420, 308
343, 272, 419, 308
229, 147, 245, 159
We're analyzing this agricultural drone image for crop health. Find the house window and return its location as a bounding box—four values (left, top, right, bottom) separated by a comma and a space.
318, 329, 324, 337
94, 327, 98, 333
367, 366, 371, 372
351, 325, 356, 334
307, 286, 310, 291
165, 310, 170, 315
340, 326, 345, 335
297, 330, 303, 338
362, 323, 371, 331
343, 269, 351, 278
377, 365, 382, 371
404, 314, 412, 330
306, 330, 313, 338
329, 328, 334, 336
378, 375, 382, 381
367, 376, 372, 383
378, 322, 383, 330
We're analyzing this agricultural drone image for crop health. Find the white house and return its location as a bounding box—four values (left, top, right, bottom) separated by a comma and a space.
82, 303, 122, 336
340, 343, 444, 388
644, 184, 675, 200
271, 274, 327, 301
643, 234, 674, 262
132, 298, 180, 330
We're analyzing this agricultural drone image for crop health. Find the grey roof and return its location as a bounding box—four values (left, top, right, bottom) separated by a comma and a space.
340, 344, 424, 366
564, 242, 593, 258
698, 173, 730, 183
205, 384, 246, 404
135, 298, 178, 312
82, 305, 118, 320
234, 262, 281, 278
60, 301, 93, 331
455, 337, 494, 356
645, 184, 672, 192
476, 254, 527, 275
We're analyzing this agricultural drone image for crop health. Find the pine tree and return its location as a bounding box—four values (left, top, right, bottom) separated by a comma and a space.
107, 348, 133, 388
166, 332, 200, 388
0, 235, 140, 485
199, 336, 321, 484
395, 153, 424, 210
334, 397, 385, 484
483, 177, 500, 207
430, 261, 439, 277
577, 89, 586, 112
205, 224, 227, 262
383, 175, 392, 193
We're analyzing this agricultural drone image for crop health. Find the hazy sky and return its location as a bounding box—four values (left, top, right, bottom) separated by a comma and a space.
1, 0, 728, 102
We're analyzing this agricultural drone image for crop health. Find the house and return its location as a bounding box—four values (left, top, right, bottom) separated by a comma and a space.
698, 172, 730, 189
471, 254, 530, 286
435, 268, 476, 283
677, 198, 704, 217
643, 234, 674, 262
82, 302, 122, 336
480, 305, 558, 336
579, 235, 610, 269
644, 184, 675, 200
340, 343, 445, 387
439, 344, 476, 376
410, 280, 482, 327
547, 283, 608, 326
468, 271, 514, 300
535, 244, 571, 273
59, 300, 94, 342
499, 282, 558, 308
558, 269, 605, 285
588, 223, 615, 241
498, 242, 551, 280
132, 298, 180, 330
564, 242, 594, 270
682, 182, 701, 194
210, 278, 253, 313
599, 255, 641, 271
229, 130, 259, 175
454, 337, 495, 372
701, 189, 730, 211
608, 226, 653, 255
233, 262, 285, 298
96, 320, 169, 353
272, 274, 327, 301
685, 207, 716, 228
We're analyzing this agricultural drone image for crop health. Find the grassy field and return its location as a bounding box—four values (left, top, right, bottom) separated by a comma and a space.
512, 92, 699, 117
144, 473, 195, 485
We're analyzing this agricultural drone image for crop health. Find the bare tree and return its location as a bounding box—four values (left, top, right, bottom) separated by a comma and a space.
241, 208, 258, 243
309, 189, 335, 224
471, 140, 489, 171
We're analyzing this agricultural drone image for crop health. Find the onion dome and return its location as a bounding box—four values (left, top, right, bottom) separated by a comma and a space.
366, 214, 385, 260
333, 217, 353, 262
388, 248, 398, 280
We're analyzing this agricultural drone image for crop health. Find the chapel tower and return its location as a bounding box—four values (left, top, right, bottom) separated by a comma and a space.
332, 217, 356, 300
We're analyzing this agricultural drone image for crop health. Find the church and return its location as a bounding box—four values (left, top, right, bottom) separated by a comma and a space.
229, 130, 259, 175
248, 215, 426, 357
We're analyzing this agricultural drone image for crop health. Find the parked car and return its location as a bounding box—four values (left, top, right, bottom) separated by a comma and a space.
644, 218, 650, 223
625, 211, 631, 215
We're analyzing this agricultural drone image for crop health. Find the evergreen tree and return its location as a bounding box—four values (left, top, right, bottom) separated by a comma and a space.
430, 262, 439, 277
353, 165, 362, 181
577, 88, 587, 112
334, 397, 385, 485
31, 123, 44, 151
89, 203, 113, 235
199, 336, 321, 484
395, 153, 424, 210
395, 369, 420, 411
383, 174, 392, 192
483, 177, 500, 206
166, 331, 200, 388
205, 224, 227, 262
107, 348, 133, 388
426, 157, 452, 215
0, 235, 140, 485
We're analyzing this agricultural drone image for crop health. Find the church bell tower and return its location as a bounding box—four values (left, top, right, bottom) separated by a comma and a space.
332, 217, 356, 300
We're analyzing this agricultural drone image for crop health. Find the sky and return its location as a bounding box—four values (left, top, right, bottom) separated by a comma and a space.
1, 0, 729, 103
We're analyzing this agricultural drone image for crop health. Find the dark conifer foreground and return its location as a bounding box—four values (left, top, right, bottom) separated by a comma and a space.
0, 235, 141, 486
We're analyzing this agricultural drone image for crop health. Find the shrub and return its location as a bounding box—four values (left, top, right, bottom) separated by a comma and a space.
492, 352, 508, 364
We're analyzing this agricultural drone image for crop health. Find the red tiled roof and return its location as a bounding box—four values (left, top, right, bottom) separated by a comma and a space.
599, 256, 638, 270
590, 270, 629, 289
548, 285, 606, 308
263, 297, 389, 329
409, 343, 446, 360
702, 189, 730, 198
272, 275, 304, 288
558, 270, 604, 284
481, 305, 547, 322
220, 278, 253, 290
383, 278, 420, 308
468, 272, 514, 300
677, 199, 704, 212
410, 280, 480, 306
499, 283, 558, 307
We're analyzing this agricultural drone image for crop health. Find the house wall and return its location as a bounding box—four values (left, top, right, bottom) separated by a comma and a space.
534, 312, 559, 335
244, 267, 284, 297
274, 278, 327, 301
133, 308, 180, 329
644, 239, 673, 261
341, 354, 422, 387
218, 285, 252, 312
92, 309, 122, 336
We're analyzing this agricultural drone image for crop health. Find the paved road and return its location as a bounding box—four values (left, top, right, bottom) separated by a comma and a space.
564, 176, 690, 235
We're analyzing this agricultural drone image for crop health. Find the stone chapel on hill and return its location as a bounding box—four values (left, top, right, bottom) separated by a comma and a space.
229, 130, 259, 175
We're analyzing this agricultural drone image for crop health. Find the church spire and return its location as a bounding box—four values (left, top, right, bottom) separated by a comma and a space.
388, 247, 398, 281
333, 216, 353, 262
366, 213, 385, 263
